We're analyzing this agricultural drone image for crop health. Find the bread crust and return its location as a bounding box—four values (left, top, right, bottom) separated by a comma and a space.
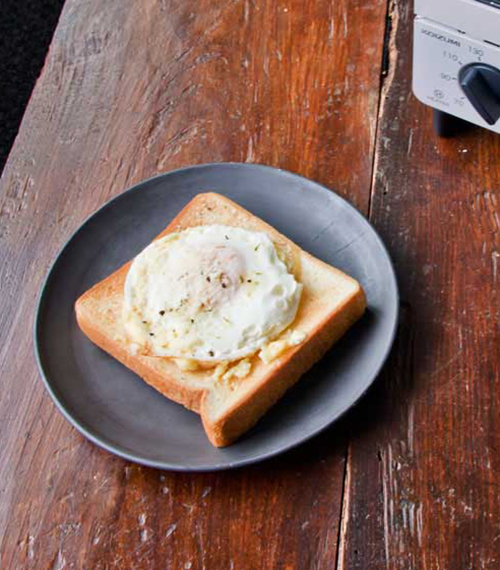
75, 192, 366, 447
201, 287, 365, 446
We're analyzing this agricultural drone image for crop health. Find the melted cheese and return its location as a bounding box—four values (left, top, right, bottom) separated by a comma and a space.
259, 330, 307, 364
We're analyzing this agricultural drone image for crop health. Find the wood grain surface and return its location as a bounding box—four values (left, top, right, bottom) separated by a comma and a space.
338, 1, 500, 569
0, 0, 388, 568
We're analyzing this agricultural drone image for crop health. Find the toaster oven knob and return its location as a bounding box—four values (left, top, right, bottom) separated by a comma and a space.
459, 63, 500, 126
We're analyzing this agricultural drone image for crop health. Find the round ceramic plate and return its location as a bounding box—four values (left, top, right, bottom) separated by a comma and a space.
35, 163, 398, 471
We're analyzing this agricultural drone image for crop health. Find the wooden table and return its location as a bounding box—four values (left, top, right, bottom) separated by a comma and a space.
1, 0, 499, 568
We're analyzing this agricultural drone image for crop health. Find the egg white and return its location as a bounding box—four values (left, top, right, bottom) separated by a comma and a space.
123, 225, 302, 362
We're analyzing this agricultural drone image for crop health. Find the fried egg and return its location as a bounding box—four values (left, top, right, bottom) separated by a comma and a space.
123, 225, 303, 362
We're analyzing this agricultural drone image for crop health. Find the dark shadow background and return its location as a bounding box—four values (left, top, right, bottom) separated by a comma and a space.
0, 0, 66, 174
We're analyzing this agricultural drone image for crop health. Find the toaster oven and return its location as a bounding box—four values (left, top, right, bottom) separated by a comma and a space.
413, 0, 500, 136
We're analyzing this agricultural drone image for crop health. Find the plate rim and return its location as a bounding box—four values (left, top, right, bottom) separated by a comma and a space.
34, 162, 399, 472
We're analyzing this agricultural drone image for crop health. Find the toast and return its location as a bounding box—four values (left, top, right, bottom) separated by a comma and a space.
75, 192, 366, 446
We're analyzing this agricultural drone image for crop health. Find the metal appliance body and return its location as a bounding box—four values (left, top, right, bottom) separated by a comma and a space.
413, 0, 500, 135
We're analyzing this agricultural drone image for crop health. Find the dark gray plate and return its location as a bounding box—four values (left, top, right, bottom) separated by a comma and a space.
35, 163, 398, 471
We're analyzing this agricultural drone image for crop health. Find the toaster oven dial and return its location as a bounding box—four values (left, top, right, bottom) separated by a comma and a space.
459, 63, 500, 125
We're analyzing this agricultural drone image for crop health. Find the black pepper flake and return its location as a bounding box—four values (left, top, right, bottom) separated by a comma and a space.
159, 310, 165, 316
206, 276, 211, 282
225, 235, 229, 240
190, 319, 195, 323
142, 320, 147, 324
149, 333, 154, 336
247, 279, 252, 283
222, 283, 227, 288
209, 350, 214, 357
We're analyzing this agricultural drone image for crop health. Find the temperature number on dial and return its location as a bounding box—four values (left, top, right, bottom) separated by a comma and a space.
469, 46, 484, 58
443, 50, 459, 62
440, 72, 457, 82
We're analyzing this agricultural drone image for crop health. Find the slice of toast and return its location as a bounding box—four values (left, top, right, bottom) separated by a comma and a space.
75, 193, 366, 447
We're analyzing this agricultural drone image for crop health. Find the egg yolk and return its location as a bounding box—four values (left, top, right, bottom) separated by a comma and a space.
171, 244, 245, 314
